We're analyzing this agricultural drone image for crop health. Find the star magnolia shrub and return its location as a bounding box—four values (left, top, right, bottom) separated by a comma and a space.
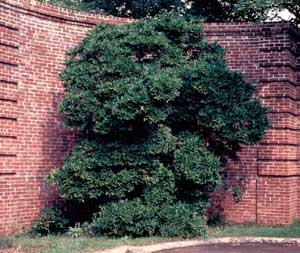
48, 12, 269, 237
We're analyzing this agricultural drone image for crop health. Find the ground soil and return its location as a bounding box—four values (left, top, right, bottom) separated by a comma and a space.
0, 247, 36, 253
0, 248, 25, 253
156, 243, 300, 253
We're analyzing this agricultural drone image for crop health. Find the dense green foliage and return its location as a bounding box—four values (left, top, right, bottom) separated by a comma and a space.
40, 0, 184, 18
40, 0, 300, 25
31, 208, 69, 236
91, 200, 206, 238
79, 0, 183, 19
188, 0, 237, 22
48, 13, 268, 237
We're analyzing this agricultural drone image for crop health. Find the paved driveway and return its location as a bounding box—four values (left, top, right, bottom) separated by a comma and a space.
158, 243, 300, 253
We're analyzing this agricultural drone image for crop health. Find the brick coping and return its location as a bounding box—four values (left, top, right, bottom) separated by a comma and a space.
96, 237, 300, 253
0, 0, 133, 26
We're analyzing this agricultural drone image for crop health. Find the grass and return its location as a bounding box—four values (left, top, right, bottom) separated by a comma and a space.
208, 222, 300, 238
2, 223, 300, 253
0, 235, 172, 253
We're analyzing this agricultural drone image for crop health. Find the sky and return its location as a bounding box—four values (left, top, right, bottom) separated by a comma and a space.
268, 9, 295, 21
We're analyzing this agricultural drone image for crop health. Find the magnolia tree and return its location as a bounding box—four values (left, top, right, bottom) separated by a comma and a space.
48, 13, 269, 237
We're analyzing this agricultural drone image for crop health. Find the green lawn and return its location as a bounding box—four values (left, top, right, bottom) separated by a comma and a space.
0, 236, 172, 253
1, 223, 300, 253
208, 222, 300, 238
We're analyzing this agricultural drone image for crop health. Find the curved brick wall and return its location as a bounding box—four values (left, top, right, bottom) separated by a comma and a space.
0, 0, 299, 236
0, 0, 132, 236
204, 23, 300, 225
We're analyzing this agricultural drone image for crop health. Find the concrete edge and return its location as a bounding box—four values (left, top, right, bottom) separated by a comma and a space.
96, 237, 300, 253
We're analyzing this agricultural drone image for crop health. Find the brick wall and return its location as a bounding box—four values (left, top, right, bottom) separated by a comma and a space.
204, 23, 300, 225
0, 0, 299, 236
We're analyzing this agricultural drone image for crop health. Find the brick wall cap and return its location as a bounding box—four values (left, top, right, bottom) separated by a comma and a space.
204, 22, 300, 39
0, 0, 134, 26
